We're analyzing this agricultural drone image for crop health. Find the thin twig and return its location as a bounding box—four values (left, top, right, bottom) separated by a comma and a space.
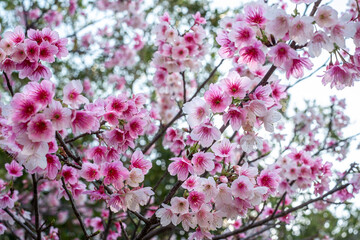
3, 72, 14, 97
31, 174, 41, 240
4, 208, 37, 239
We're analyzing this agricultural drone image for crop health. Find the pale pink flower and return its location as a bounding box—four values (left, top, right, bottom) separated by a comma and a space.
130, 150, 152, 174
11, 43, 27, 63
156, 204, 178, 226
5, 160, 23, 177
90, 217, 104, 232
54, 38, 68, 58
41, 28, 60, 43
195, 204, 213, 229
240, 132, 263, 153
221, 71, 250, 99
191, 152, 215, 175
182, 97, 210, 128
126, 168, 144, 187
228, 22, 255, 48
261, 109, 282, 132
314, 6, 338, 28
204, 84, 232, 113
231, 175, 254, 199
27, 113, 55, 142
172, 45, 189, 60
16, 135, 48, 170
215, 183, 233, 205
63, 80, 89, 108
188, 191, 206, 211
0, 48, 6, 62
190, 122, 221, 148
0, 193, 15, 209
177, 213, 197, 231
168, 156, 194, 181
212, 138, 235, 158
102, 161, 129, 189
329, 19, 356, 49
170, 197, 189, 214
182, 176, 200, 191
265, 8, 290, 39
268, 43, 297, 68
0, 38, 15, 55
307, 31, 333, 58
124, 187, 154, 212
216, 30, 236, 58
44, 101, 72, 131
3, 26, 25, 44
289, 16, 314, 45
196, 177, 218, 201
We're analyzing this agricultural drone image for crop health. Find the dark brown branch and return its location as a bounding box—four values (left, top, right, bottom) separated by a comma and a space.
119, 219, 130, 240
181, 71, 186, 103
3, 72, 14, 97
102, 209, 113, 240
31, 174, 41, 240
4, 208, 37, 239
129, 210, 149, 224
142, 225, 175, 240
56, 132, 81, 165
65, 130, 103, 143
61, 178, 91, 239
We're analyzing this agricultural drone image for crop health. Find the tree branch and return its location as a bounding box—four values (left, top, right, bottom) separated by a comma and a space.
4, 208, 37, 239
31, 174, 41, 240
3, 72, 14, 97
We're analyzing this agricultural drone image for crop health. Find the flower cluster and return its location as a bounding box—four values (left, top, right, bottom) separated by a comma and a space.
0, 27, 68, 81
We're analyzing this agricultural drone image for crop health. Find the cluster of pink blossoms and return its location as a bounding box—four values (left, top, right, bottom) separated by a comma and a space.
0, 27, 68, 82
216, 1, 360, 90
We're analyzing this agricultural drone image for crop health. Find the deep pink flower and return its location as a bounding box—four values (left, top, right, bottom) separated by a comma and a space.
268, 43, 297, 68
204, 84, 232, 113
16, 58, 38, 79
27, 29, 43, 44
126, 116, 146, 138
87, 146, 107, 164
284, 56, 313, 79
80, 162, 100, 181
257, 169, 281, 195
71, 110, 99, 134
106, 95, 128, 113
28, 63, 52, 81
41, 28, 60, 44
130, 150, 152, 174
188, 191, 206, 211
191, 152, 215, 175
216, 30, 236, 59
39, 41, 58, 63
54, 38, 68, 58
0, 58, 16, 73
238, 41, 265, 67
228, 22, 255, 48
62, 165, 78, 185
168, 156, 194, 181
24, 39, 40, 62
5, 160, 23, 177
23, 80, 55, 108
221, 71, 250, 99
190, 122, 221, 148
45, 154, 61, 179
27, 113, 55, 142
223, 106, 247, 131
102, 162, 130, 189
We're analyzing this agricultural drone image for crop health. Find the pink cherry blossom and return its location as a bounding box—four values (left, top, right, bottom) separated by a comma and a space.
63, 80, 89, 108
10, 93, 40, 122
231, 175, 254, 199
24, 39, 40, 62
44, 101, 72, 131
27, 113, 55, 142
191, 152, 215, 175
221, 71, 250, 99
102, 162, 129, 189
268, 43, 297, 68
39, 41, 58, 63
211, 138, 236, 158
168, 156, 194, 181
170, 197, 189, 214
188, 191, 206, 211
204, 84, 232, 113
80, 162, 100, 182
5, 160, 23, 177
228, 22, 255, 48
190, 121, 221, 148
182, 97, 210, 128
71, 110, 99, 134
130, 150, 152, 174
45, 154, 61, 179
